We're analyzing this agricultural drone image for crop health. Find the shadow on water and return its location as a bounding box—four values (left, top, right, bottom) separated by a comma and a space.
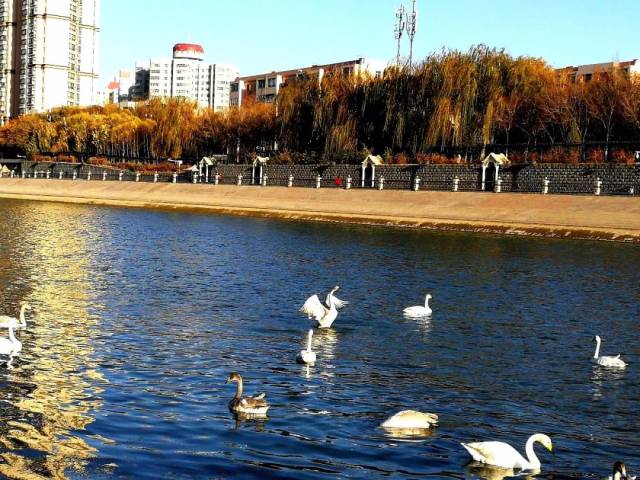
0, 199, 637, 479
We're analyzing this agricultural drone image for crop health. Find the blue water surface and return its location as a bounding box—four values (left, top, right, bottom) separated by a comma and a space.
0, 198, 638, 479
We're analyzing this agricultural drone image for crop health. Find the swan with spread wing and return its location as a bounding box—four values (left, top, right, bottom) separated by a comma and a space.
300, 286, 348, 328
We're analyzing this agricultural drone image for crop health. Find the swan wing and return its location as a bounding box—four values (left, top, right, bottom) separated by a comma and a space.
331, 295, 349, 310
381, 410, 438, 428
461, 441, 527, 469
0, 316, 18, 328
598, 355, 627, 368
300, 295, 327, 321
241, 395, 269, 408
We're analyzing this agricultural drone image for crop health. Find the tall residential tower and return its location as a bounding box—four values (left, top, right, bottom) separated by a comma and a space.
0, 0, 100, 123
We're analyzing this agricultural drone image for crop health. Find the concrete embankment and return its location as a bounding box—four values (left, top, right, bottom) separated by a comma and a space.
0, 179, 639, 243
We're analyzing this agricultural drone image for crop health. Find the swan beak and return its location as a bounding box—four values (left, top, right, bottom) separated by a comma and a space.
225, 378, 230, 384
547, 442, 554, 453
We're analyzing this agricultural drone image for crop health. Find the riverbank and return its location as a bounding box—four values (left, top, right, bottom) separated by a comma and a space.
0, 179, 638, 243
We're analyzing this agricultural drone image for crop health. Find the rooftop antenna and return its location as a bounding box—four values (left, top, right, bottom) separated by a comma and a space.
394, 4, 406, 66
406, 0, 417, 69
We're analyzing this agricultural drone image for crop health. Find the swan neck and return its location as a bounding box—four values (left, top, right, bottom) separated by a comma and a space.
424, 296, 430, 308
19, 305, 27, 327
8, 325, 16, 344
327, 293, 335, 309
593, 337, 601, 359
525, 436, 541, 470
234, 378, 243, 399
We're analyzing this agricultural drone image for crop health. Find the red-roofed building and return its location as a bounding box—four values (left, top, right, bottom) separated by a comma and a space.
146, 43, 238, 110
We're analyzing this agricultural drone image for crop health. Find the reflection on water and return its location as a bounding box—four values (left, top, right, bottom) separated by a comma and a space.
0, 199, 638, 479
590, 365, 627, 400
0, 202, 106, 479
467, 464, 536, 480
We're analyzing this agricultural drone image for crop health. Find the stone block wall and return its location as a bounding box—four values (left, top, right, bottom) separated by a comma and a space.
8, 160, 640, 195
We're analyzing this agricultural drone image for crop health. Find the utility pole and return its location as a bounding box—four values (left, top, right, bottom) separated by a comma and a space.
406, 0, 417, 69
394, 4, 406, 66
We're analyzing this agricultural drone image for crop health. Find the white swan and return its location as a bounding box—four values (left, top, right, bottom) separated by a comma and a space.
0, 324, 22, 355
300, 286, 348, 328
461, 433, 553, 470
296, 329, 317, 364
403, 294, 432, 317
593, 335, 627, 369
0, 302, 31, 330
381, 410, 438, 429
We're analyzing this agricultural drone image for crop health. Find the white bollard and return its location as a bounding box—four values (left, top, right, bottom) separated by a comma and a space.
262, 174, 268, 186
346, 176, 352, 189
10, 170, 14, 178
87, 171, 91, 181
237, 174, 242, 185
58, 171, 63, 180
413, 177, 421, 191
172, 172, 178, 184
542, 177, 549, 194
378, 177, 385, 190
192, 173, 198, 184
72, 171, 77, 180
153, 172, 158, 183
315, 175, 321, 189
288, 174, 294, 187
21, 171, 26, 179
453, 177, 460, 192
135, 172, 140, 182
34, 170, 38, 178
495, 178, 502, 193
102, 171, 107, 181
119, 171, 124, 181
214, 173, 220, 185
595, 178, 602, 195
46, 170, 50, 179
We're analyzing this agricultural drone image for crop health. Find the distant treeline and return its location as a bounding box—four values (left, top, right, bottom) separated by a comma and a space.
1, 45, 639, 165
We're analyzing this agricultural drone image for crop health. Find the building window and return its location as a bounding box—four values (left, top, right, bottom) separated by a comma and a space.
231, 83, 238, 92
267, 77, 276, 88
258, 79, 265, 89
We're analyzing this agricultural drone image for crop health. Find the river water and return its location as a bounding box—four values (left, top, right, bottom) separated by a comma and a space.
0, 198, 637, 479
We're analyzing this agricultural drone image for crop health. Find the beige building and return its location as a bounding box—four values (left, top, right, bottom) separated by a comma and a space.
0, 0, 100, 123
558, 59, 640, 82
230, 57, 387, 107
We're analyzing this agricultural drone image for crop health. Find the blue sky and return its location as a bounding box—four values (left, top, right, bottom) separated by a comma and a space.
101, 0, 639, 82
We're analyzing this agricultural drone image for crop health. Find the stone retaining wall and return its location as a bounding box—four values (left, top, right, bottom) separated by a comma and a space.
9, 160, 640, 195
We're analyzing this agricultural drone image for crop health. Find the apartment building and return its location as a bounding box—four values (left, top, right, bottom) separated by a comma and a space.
230, 57, 386, 107
0, 0, 100, 123
558, 59, 640, 82
131, 61, 150, 101
146, 43, 238, 110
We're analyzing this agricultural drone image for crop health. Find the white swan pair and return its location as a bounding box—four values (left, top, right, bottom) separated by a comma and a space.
0, 303, 30, 356
300, 286, 348, 328
403, 294, 432, 317
592, 335, 627, 369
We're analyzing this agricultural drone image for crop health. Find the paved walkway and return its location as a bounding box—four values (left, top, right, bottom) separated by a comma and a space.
0, 179, 638, 242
